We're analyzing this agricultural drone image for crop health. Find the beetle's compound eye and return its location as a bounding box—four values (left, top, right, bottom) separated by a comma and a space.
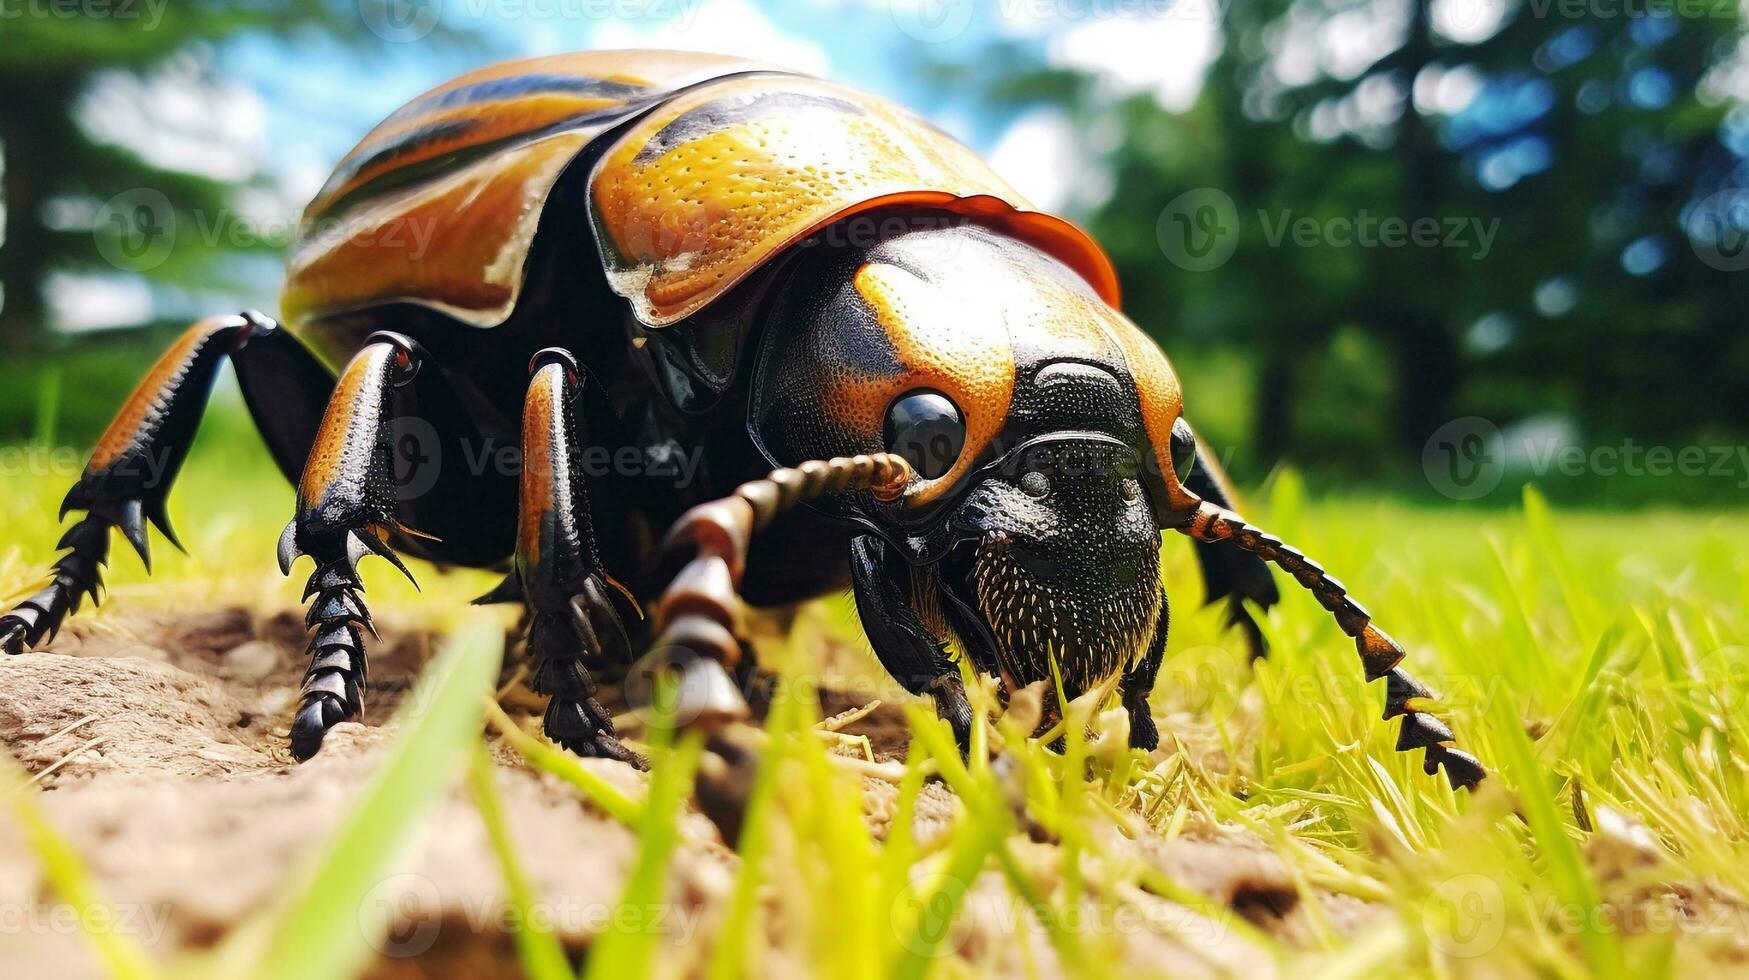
1170, 417, 1198, 483
884, 390, 964, 481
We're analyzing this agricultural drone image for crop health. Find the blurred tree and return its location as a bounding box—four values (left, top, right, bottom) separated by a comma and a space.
0, 2, 472, 352
963, 1, 1748, 477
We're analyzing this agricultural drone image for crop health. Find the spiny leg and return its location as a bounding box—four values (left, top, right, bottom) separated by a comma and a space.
2, 313, 329, 655
1173, 420, 1278, 661
1120, 589, 1169, 751
476, 349, 640, 766
848, 533, 973, 745
1176, 501, 1486, 790
278, 332, 425, 760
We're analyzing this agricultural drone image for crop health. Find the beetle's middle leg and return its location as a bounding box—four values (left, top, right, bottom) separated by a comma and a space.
848, 533, 974, 746
277, 332, 432, 760
476, 349, 642, 766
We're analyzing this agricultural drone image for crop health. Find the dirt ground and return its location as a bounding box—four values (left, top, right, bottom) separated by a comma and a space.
0, 607, 1374, 978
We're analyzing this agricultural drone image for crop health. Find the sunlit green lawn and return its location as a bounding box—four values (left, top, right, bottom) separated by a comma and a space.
3, 395, 1747, 977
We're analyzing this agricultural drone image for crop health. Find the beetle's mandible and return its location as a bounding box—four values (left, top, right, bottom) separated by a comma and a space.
0, 51, 1482, 789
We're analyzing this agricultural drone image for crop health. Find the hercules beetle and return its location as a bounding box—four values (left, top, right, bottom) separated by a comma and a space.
0, 51, 1482, 789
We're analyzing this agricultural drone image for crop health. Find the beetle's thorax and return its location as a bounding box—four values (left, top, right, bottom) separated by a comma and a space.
749, 219, 1177, 691
751, 219, 1163, 513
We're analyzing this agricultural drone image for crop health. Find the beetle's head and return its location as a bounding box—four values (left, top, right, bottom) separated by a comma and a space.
750, 218, 1200, 694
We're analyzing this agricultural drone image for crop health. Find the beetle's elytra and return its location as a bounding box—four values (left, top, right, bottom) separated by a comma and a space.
0, 51, 1481, 789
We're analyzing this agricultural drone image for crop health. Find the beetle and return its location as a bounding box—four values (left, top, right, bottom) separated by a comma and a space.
0, 50, 1481, 788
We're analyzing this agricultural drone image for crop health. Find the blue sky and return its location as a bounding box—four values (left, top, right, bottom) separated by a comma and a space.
61, 0, 1226, 328
71, 0, 1729, 329
222, 0, 1223, 221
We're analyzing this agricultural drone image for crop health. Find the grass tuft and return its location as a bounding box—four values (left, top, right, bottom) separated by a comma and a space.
4, 428, 1748, 976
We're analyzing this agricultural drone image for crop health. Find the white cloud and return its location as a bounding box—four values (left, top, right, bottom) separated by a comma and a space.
46, 272, 155, 333
1046, 8, 1223, 113
591, 0, 832, 76
988, 109, 1080, 212
76, 53, 265, 183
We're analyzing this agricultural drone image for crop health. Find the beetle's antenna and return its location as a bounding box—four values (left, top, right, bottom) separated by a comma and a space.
641, 451, 914, 725
1175, 499, 1486, 790
645, 451, 914, 844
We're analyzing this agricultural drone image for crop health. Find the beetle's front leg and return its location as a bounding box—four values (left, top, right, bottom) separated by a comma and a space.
476, 349, 642, 766
277, 332, 426, 760
1, 313, 331, 656
848, 534, 974, 746
1120, 589, 1169, 751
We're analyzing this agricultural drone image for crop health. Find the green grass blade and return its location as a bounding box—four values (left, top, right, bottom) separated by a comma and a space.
890, 708, 1010, 978
1, 750, 161, 980
707, 686, 799, 980
468, 743, 576, 980
583, 704, 703, 980
484, 699, 644, 826
33, 366, 61, 449
221, 617, 505, 980
1486, 678, 1622, 979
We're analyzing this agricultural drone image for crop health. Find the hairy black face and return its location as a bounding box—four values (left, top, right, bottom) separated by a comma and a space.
938, 436, 1162, 696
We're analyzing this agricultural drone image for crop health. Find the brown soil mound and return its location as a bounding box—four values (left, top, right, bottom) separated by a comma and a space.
0, 608, 1368, 977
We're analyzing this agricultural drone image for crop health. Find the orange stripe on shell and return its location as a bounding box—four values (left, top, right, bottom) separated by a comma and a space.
589, 75, 1120, 326
285, 133, 594, 329
308, 94, 632, 219
282, 51, 780, 331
